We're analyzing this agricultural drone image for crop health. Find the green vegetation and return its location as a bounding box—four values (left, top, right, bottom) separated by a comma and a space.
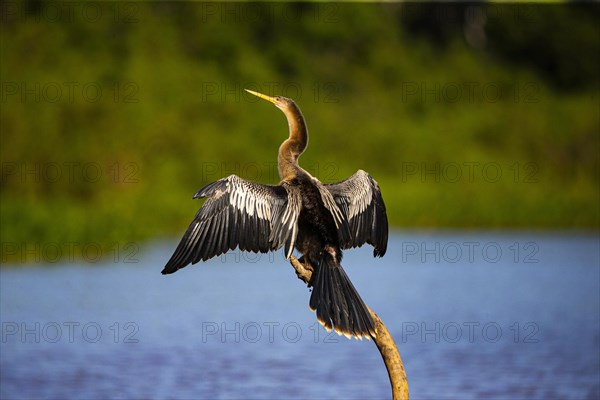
1, 3, 598, 263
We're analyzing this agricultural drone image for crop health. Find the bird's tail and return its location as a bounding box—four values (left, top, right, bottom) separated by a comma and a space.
309, 254, 376, 340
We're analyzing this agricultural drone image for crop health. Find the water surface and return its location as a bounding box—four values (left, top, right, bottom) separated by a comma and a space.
1, 232, 599, 399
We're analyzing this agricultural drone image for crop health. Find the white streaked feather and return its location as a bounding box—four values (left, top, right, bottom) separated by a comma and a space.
348, 185, 372, 220
285, 221, 298, 259
229, 176, 299, 254
246, 193, 255, 216
317, 183, 345, 228
256, 199, 264, 219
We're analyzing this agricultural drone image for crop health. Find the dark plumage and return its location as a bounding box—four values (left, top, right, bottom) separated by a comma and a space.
162, 89, 388, 340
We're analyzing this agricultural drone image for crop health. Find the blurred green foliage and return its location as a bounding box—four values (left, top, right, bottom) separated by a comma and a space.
1, 2, 598, 263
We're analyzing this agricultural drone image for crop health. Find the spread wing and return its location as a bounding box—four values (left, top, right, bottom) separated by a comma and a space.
162, 175, 301, 274
324, 170, 388, 257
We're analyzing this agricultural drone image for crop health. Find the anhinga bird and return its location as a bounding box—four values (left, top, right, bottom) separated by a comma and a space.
162, 89, 388, 340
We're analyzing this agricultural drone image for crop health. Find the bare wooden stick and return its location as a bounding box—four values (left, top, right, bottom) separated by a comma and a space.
289, 256, 409, 400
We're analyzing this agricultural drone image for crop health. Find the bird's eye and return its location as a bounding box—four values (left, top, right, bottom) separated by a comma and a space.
275, 96, 282, 101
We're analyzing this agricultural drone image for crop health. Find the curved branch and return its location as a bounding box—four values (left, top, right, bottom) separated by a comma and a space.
289, 256, 409, 400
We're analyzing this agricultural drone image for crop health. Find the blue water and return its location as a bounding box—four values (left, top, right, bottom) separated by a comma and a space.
1, 232, 599, 399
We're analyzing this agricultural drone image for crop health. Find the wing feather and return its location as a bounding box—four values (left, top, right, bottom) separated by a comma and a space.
324, 170, 388, 257
162, 175, 300, 274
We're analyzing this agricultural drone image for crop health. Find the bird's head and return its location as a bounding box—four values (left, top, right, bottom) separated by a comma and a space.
244, 89, 296, 112
244, 88, 308, 165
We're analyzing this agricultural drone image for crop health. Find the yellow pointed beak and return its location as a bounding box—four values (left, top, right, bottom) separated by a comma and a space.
244, 89, 277, 104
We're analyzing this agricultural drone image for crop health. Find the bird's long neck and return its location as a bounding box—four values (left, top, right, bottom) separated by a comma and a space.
278, 103, 308, 182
